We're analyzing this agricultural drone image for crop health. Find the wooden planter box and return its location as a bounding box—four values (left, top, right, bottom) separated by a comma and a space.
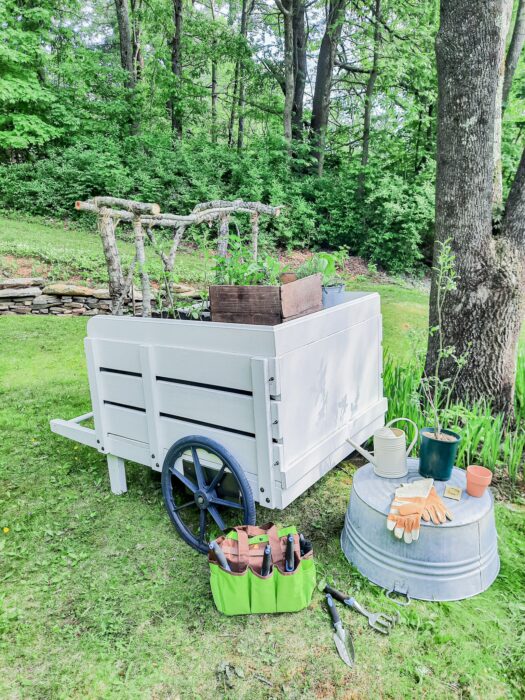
209, 273, 322, 325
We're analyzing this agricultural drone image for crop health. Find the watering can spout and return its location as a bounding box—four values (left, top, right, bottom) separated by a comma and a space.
346, 437, 376, 466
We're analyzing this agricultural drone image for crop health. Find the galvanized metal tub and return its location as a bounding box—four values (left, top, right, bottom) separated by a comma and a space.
341, 458, 499, 601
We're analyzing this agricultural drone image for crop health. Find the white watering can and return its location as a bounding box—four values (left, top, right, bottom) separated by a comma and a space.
346, 418, 418, 479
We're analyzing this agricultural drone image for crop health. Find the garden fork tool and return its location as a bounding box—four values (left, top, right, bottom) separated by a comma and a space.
324, 585, 399, 635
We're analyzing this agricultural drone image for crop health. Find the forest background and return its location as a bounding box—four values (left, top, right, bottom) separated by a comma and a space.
1, 0, 523, 274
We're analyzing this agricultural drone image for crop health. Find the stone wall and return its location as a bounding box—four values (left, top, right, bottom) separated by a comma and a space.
0, 279, 142, 316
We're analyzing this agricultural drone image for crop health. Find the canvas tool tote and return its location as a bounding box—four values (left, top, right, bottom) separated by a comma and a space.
208, 523, 316, 615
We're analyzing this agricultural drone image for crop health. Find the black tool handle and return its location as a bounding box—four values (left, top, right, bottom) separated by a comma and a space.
324, 585, 348, 603
261, 545, 272, 577
285, 534, 295, 572
326, 593, 341, 625
299, 533, 313, 556
209, 541, 231, 572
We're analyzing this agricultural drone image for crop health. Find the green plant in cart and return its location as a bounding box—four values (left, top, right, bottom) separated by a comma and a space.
211, 235, 287, 285
296, 251, 346, 287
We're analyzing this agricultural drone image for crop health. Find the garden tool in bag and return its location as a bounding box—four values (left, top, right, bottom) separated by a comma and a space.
208, 524, 316, 615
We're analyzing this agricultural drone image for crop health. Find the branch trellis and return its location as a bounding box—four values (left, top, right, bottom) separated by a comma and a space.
75, 197, 282, 317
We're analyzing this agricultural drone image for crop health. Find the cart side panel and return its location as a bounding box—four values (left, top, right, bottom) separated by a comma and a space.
86, 332, 263, 483
277, 312, 384, 474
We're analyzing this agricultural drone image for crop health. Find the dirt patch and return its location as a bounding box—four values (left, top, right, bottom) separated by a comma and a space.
1, 255, 50, 279
277, 249, 391, 281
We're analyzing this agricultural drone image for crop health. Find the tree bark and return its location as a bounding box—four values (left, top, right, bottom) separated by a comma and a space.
492, 0, 513, 209
210, 0, 218, 144
357, 0, 381, 200
503, 0, 525, 108
237, 0, 254, 150
276, 0, 294, 145
310, 0, 346, 174
426, 0, 525, 418
292, 0, 307, 140
114, 0, 135, 87
133, 217, 152, 317
170, 0, 183, 138
130, 0, 144, 81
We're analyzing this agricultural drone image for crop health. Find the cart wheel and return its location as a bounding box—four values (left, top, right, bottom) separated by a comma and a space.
161, 435, 256, 553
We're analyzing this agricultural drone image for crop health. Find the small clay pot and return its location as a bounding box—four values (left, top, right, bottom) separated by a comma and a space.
466, 465, 492, 498
280, 272, 297, 285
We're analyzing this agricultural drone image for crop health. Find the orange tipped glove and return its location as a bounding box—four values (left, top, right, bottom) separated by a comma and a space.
386, 479, 433, 544
422, 487, 453, 525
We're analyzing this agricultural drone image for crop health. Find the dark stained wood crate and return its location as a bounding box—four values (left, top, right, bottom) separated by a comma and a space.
209, 273, 322, 325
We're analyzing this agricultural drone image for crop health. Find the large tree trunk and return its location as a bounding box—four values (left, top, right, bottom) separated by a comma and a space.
426, 0, 525, 418
170, 0, 183, 138
291, 0, 307, 140
310, 0, 346, 174
276, 0, 294, 145
357, 0, 381, 200
503, 0, 525, 108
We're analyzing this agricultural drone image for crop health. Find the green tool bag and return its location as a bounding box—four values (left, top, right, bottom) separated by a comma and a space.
208, 523, 315, 616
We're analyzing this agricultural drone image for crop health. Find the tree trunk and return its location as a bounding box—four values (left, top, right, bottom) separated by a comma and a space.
426, 0, 525, 418
237, 0, 254, 150
292, 0, 307, 140
276, 0, 294, 145
503, 0, 525, 108
357, 0, 381, 200
492, 0, 513, 209
114, 0, 135, 87
310, 0, 346, 174
170, 0, 183, 138
210, 0, 218, 144
130, 0, 144, 81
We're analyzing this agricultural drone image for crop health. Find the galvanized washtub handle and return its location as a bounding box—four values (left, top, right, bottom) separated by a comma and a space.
385, 417, 419, 457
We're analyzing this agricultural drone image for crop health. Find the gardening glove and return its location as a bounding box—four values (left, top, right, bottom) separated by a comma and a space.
387, 479, 433, 544
422, 487, 453, 524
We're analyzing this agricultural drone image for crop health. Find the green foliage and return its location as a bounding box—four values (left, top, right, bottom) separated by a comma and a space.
296, 251, 347, 286
383, 353, 525, 485
211, 235, 285, 285
0, 2, 64, 150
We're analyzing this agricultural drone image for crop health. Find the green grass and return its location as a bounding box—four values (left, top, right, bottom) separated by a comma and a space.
1, 215, 525, 698
1, 316, 524, 699
0, 215, 207, 286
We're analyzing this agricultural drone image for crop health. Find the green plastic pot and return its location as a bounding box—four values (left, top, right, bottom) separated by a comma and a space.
418, 428, 461, 481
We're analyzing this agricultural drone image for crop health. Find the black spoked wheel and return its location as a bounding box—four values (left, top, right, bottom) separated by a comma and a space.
161, 435, 256, 553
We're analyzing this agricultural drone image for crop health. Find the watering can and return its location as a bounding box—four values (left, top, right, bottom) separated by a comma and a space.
346, 418, 418, 479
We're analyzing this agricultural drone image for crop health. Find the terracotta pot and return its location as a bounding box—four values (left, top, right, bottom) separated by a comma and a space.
466, 465, 492, 498
280, 272, 297, 285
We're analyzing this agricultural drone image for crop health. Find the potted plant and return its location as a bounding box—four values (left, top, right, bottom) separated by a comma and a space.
209, 236, 322, 324
418, 240, 468, 481
296, 251, 347, 308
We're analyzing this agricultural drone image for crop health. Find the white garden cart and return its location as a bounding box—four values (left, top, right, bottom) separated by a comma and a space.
51, 292, 386, 552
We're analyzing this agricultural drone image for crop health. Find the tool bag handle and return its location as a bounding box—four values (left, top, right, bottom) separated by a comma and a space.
219, 523, 299, 569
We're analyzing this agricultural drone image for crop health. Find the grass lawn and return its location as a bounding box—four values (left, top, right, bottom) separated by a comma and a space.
1, 215, 525, 698
1, 315, 524, 699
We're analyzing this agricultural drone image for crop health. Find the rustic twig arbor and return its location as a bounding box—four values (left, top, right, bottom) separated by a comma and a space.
75, 196, 281, 316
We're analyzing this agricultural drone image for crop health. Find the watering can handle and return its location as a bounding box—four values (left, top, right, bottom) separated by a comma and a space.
385, 418, 419, 457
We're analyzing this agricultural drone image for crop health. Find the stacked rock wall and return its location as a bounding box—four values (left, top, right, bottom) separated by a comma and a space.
0, 279, 142, 316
